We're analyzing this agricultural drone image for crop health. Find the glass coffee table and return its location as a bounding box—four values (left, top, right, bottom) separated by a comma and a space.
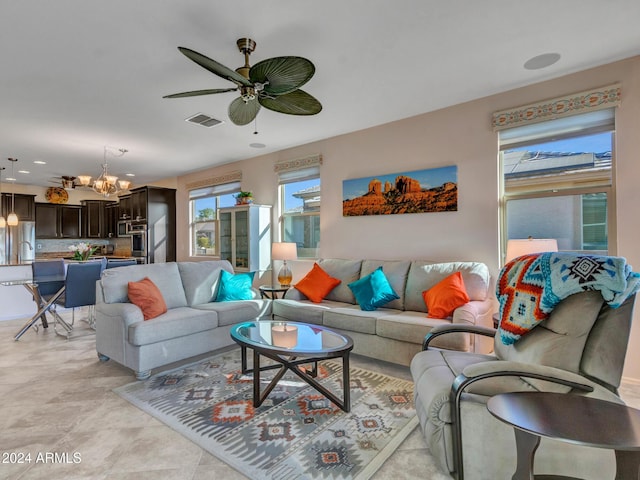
230, 320, 354, 412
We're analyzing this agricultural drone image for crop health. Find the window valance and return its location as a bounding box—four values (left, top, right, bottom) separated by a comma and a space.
492, 83, 621, 132
274, 154, 322, 174
186, 170, 242, 192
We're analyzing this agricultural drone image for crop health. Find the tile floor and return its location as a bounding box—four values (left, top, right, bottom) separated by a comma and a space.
1, 311, 639, 480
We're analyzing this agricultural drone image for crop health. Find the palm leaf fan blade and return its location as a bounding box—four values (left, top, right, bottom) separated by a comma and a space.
250, 57, 315, 96
163, 88, 238, 98
228, 97, 261, 125
259, 89, 322, 116
178, 47, 252, 87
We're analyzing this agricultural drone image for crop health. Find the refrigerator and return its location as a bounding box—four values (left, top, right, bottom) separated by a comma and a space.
0, 221, 36, 264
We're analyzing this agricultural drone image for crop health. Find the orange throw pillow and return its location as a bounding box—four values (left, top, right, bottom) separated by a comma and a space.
422, 271, 470, 318
128, 277, 167, 320
295, 263, 341, 303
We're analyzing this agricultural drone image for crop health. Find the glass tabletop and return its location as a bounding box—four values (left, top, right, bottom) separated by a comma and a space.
231, 321, 353, 355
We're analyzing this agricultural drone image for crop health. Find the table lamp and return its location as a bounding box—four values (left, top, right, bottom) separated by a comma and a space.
505, 238, 558, 263
272, 242, 297, 287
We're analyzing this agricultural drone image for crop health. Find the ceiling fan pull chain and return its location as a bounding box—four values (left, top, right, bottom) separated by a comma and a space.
254, 116, 258, 135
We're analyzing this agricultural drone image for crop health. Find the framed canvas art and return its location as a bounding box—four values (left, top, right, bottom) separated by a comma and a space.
343, 165, 457, 216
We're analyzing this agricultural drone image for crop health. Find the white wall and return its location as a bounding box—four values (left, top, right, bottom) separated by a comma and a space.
177, 56, 640, 382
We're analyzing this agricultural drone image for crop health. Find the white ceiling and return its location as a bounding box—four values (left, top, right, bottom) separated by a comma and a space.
1, 1, 639, 189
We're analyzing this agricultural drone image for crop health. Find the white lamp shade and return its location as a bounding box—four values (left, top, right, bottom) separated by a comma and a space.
272, 242, 298, 261
7, 212, 18, 227
505, 238, 558, 263
77, 175, 92, 186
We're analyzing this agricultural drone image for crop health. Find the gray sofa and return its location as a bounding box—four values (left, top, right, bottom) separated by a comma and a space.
94, 260, 271, 379
272, 258, 494, 366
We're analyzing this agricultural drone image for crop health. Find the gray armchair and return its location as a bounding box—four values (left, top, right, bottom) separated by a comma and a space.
410, 290, 636, 480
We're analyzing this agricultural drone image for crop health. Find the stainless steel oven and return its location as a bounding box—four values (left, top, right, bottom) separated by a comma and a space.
129, 223, 147, 261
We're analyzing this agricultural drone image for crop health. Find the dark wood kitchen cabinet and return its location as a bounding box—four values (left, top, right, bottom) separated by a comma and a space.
82, 200, 117, 238
1, 193, 36, 222
118, 194, 132, 220
35, 203, 82, 238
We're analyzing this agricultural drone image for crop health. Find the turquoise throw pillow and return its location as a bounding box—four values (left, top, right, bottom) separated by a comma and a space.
348, 267, 399, 311
216, 270, 255, 301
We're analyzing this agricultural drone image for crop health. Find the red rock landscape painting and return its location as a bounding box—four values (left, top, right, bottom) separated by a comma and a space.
342, 166, 457, 216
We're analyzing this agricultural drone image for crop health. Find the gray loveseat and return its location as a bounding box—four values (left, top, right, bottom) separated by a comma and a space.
272, 258, 494, 366
94, 260, 271, 379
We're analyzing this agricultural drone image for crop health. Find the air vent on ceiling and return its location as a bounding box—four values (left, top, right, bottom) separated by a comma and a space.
185, 113, 224, 128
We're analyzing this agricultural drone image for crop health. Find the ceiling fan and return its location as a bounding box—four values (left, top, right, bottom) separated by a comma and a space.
163, 38, 322, 126
49, 175, 80, 190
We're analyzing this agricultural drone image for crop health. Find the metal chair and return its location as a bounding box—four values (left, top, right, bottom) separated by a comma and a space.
54, 260, 106, 337
31, 259, 66, 331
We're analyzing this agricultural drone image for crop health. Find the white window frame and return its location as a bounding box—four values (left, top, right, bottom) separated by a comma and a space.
188, 181, 241, 257
277, 165, 321, 259
498, 109, 616, 263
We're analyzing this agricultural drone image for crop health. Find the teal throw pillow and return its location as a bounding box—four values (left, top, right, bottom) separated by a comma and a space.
348, 267, 399, 311
216, 270, 255, 301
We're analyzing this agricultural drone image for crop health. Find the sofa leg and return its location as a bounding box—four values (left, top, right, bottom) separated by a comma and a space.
135, 370, 151, 380
97, 353, 110, 362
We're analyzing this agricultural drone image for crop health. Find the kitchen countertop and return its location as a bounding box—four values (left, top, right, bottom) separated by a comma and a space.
1, 255, 136, 267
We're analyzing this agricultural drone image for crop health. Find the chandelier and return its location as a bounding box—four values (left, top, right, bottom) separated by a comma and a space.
77, 146, 131, 198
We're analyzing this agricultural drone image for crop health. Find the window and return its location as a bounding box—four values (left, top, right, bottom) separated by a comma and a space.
189, 183, 239, 257
279, 169, 320, 258
500, 109, 615, 260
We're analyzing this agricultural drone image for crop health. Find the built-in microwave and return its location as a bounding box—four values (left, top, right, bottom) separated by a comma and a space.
117, 221, 130, 237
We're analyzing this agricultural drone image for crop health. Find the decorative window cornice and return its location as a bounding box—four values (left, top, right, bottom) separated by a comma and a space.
274, 154, 322, 173
492, 83, 621, 131
186, 170, 242, 190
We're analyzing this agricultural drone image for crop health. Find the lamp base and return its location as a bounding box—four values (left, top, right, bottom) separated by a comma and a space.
277, 262, 293, 287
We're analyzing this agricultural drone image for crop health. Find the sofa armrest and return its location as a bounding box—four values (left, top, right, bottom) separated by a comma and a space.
452, 298, 494, 326
95, 302, 144, 329
423, 323, 496, 350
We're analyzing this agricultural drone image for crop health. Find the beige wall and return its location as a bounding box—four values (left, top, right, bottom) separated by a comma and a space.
176, 55, 640, 382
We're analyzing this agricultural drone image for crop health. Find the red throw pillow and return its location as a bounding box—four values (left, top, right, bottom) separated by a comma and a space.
128, 277, 167, 320
422, 271, 470, 318
294, 263, 341, 303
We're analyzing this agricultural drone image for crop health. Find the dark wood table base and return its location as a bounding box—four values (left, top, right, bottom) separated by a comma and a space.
239, 345, 351, 412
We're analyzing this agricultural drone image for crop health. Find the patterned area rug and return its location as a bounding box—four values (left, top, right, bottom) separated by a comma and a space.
114, 348, 417, 480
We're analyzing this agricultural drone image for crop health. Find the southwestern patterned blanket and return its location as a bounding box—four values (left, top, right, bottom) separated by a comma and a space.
496, 253, 640, 345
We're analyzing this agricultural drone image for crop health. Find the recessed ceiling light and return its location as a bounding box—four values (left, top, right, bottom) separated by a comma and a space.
6, 177, 16, 182
18, 170, 30, 174
125, 173, 135, 177
524, 53, 561, 70
33, 160, 46, 165
249, 143, 266, 148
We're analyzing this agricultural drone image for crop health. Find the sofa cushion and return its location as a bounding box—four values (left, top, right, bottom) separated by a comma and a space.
348, 266, 400, 311
378, 311, 469, 350
127, 277, 167, 320
128, 306, 218, 346
323, 306, 396, 335
272, 298, 348, 326
294, 263, 341, 303
192, 299, 272, 327
360, 260, 411, 310
405, 261, 489, 313
101, 262, 188, 309
318, 258, 363, 304
178, 260, 234, 306
423, 272, 470, 318
216, 270, 255, 301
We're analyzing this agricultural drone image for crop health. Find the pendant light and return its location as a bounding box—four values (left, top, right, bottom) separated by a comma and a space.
7, 158, 18, 227
0, 166, 6, 228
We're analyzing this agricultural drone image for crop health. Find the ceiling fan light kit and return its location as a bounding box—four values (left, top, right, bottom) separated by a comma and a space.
164, 38, 322, 126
